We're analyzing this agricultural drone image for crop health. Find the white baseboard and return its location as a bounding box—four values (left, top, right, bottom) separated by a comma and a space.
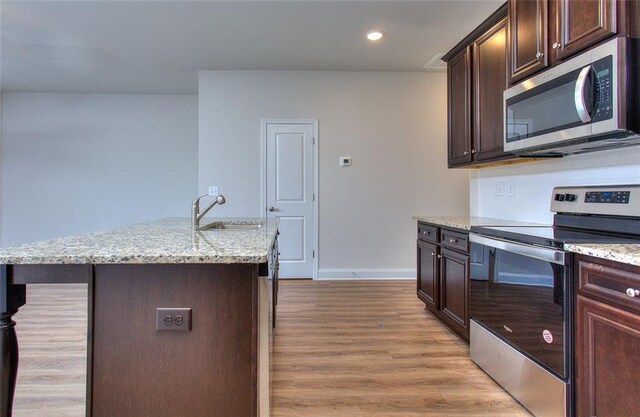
317, 268, 415, 280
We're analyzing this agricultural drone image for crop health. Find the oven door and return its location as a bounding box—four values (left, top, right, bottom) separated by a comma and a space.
469, 234, 569, 380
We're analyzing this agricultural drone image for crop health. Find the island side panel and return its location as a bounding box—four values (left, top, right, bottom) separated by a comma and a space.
90, 263, 258, 417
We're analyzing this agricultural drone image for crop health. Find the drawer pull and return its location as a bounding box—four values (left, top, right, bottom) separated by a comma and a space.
449, 238, 457, 243
626, 288, 640, 298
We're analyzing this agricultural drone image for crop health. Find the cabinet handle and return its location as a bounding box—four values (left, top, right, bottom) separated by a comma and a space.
471, 149, 477, 154
430, 252, 436, 256
449, 238, 457, 243
463, 150, 469, 156
626, 288, 640, 297
437, 254, 442, 259
536, 52, 544, 59
422, 230, 430, 235
552, 42, 560, 49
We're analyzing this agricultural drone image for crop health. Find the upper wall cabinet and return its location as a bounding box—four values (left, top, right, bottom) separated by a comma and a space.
554, 0, 617, 61
472, 19, 509, 162
508, 0, 639, 84
444, 6, 510, 168
508, 0, 549, 83
447, 47, 472, 166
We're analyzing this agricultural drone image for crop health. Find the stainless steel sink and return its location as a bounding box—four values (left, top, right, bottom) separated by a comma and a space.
197, 222, 263, 231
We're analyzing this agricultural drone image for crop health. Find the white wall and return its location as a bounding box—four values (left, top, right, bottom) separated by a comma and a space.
1, 93, 198, 246
199, 71, 469, 277
470, 146, 640, 224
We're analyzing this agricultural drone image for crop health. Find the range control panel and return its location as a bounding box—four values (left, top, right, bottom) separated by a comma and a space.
584, 191, 631, 204
551, 185, 639, 216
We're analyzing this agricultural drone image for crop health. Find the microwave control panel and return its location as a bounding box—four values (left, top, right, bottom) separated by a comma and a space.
593, 56, 614, 121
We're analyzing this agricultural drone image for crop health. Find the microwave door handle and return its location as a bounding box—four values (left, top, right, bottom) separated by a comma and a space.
574, 66, 593, 123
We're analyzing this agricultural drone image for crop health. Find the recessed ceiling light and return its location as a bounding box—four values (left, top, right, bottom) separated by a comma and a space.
366, 30, 385, 41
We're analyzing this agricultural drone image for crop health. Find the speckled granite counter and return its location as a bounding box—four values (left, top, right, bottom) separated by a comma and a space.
0, 217, 278, 264
412, 215, 546, 230
565, 243, 640, 267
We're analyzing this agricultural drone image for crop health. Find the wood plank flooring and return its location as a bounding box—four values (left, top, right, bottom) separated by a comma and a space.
13, 280, 530, 416
271, 280, 531, 417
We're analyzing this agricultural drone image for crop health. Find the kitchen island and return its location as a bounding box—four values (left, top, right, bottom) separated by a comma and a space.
0, 217, 279, 417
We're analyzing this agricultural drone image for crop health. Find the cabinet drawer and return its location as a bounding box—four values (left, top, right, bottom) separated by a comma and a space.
440, 229, 469, 252
576, 256, 640, 315
418, 223, 439, 243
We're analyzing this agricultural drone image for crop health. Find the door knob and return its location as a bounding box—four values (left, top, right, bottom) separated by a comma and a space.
626, 288, 639, 297
536, 52, 544, 59
268, 207, 280, 212
552, 42, 561, 49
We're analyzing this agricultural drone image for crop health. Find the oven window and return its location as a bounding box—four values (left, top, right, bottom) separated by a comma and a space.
505, 68, 586, 143
470, 243, 566, 379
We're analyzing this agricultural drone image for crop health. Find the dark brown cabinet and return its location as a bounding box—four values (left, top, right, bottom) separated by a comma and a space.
508, 0, 549, 83
447, 47, 472, 166
417, 240, 438, 312
472, 18, 509, 162
416, 222, 470, 341
439, 248, 470, 338
445, 9, 510, 168
575, 255, 640, 417
507, 0, 636, 83
554, 0, 617, 61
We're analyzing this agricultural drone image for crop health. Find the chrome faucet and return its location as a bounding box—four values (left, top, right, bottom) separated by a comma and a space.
192, 194, 226, 229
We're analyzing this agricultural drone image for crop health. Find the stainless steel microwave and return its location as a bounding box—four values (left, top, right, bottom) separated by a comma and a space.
504, 37, 640, 155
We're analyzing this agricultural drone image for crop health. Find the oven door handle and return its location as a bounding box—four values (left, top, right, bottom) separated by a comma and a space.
469, 234, 565, 265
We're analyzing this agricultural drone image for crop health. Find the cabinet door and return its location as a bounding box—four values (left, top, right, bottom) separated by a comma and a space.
554, 0, 617, 60
417, 240, 439, 313
447, 47, 472, 167
508, 0, 549, 83
439, 248, 470, 340
575, 295, 640, 417
472, 18, 509, 162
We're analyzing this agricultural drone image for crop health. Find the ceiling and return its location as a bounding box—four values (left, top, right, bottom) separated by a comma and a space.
1, 1, 503, 94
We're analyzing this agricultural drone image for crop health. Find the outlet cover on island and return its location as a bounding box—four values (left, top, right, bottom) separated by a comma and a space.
506, 181, 516, 197
495, 182, 505, 196
208, 186, 219, 196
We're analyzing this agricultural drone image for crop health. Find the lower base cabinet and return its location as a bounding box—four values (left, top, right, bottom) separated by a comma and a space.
439, 248, 470, 339
416, 222, 470, 341
575, 255, 640, 417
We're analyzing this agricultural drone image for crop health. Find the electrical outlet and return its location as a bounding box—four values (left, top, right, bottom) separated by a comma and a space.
506, 181, 516, 197
208, 186, 219, 197
495, 182, 505, 196
156, 308, 192, 331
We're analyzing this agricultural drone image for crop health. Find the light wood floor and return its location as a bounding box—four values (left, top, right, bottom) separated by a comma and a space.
13, 281, 530, 416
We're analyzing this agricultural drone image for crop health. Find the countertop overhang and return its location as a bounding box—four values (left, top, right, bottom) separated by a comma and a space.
0, 217, 279, 265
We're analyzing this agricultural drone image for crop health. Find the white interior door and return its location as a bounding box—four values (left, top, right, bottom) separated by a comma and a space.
266, 122, 315, 278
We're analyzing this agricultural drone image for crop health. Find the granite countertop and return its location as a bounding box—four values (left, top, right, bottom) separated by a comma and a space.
412, 215, 546, 230
0, 217, 279, 265
565, 243, 640, 267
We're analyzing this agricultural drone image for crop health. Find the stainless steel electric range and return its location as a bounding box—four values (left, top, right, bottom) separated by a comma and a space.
468, 184, 640, 417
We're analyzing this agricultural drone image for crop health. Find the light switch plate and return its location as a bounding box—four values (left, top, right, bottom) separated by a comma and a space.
339, 156, 352, 166
156, 308, 192, 331
208, 186, 219, 197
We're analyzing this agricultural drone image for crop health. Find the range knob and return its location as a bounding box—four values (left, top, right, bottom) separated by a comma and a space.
554, 193, 565, 201
565, 193, 577, 202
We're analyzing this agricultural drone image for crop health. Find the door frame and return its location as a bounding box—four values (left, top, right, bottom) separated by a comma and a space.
260, 119, 319, 280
